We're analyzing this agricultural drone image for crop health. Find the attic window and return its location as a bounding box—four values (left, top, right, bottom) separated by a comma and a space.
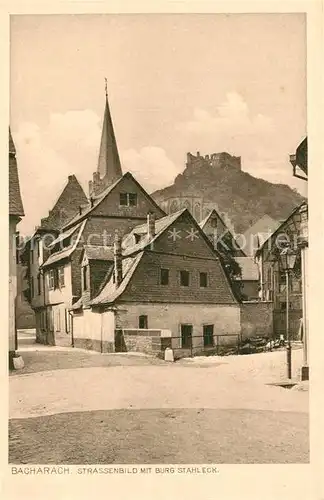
120, 192, 137, 207
134, 234, 141, 244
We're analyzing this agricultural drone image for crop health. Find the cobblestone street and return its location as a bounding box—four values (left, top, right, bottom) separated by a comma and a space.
9, 331, 309, 464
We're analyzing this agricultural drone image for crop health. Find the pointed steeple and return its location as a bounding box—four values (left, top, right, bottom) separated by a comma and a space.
89, 82, 123, 198
97, 81, 122, 182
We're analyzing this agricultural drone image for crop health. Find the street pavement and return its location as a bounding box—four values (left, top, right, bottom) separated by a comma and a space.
9, 330, 309, 464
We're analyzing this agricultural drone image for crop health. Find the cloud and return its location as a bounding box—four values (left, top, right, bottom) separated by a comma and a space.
14, 111, 180, 235
14, 110, 102, 235
14, 93, 306, 235
121, 146, 181, 192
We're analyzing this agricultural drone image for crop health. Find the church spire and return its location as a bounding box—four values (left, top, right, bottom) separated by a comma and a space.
97, 79, 122, 186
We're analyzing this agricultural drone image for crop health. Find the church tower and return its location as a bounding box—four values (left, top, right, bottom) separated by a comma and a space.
89, 82, 123, 198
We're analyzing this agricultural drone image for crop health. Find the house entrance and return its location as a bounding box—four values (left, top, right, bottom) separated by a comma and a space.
181, 324, 192, 348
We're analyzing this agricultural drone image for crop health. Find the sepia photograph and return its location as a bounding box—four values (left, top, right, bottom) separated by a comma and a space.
8, 12, 309, 468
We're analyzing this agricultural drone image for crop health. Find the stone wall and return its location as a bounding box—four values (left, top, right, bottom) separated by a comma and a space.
72, 309, 115, 352
116, 302, 241, 342
240, 301, 273, 340
116, 329, 164, 354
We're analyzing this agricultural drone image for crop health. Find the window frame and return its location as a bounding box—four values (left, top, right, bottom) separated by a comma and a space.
160, 268, 170, 286
199, 271, 208, 288
119, 192, 138, 207
138, 315, 148, 329
203, 324, 214, 347
48, 269, 55, 291
58, 266, 65, 288
180, 270, 190, 287
83, 265, 88, 291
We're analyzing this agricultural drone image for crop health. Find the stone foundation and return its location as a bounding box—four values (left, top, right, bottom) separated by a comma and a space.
240, 301, 273, 340
73, 337, 114, 353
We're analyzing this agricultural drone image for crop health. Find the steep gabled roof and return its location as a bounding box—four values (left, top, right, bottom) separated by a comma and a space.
199, 208, 246, 257
240, 214, 280, 257
9, 128, 24, 217
47, 223, 82, 248
122, 209, 187, 256
255, 201, 308, 259
63, 171, 166, 231
40, 174, 88, 231
234, 257, 259, 281
82, 245, 114, 262
88, 208, 240, 306
41, 220, 86, 268
87, 252, 144, 307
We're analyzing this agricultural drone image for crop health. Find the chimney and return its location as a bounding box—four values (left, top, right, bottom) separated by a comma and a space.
114, 230, 123, 286
196, 151, 200, 157
79, 206, 82, 215
147, 212, 156, 240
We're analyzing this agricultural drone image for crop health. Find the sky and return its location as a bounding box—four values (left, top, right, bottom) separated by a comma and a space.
10, 13, 307, 236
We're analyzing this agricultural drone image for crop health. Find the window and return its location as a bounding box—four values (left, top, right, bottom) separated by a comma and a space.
83, 266, 88, 291
200, 272, 208, 288
160, 268, 169, 285
36, 240, 40, 258
203, 325, 214, 347
180, 270, 190, 287
58, 266, 65, 287
30, 276, 34, 298
30, 248, 34, 265
134, 234, 141, 244
56, 309, 61, 332
37, 274, 41, 295
48, 270, 55, 290
139, 315, 148, 329
119, 192, 138, 207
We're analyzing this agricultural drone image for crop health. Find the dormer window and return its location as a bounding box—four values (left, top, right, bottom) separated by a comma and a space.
134, 234, 141, 244
119, 192, 137, 207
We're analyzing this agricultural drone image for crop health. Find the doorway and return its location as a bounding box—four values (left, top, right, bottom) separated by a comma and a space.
203, 324, 214, 347
181, 324, 192, 348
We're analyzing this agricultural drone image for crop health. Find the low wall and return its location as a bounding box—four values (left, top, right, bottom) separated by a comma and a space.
73, 309, 115, 353
240, 301, 273, 340
116, 329, 240, 358
116, 329, 164, 354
